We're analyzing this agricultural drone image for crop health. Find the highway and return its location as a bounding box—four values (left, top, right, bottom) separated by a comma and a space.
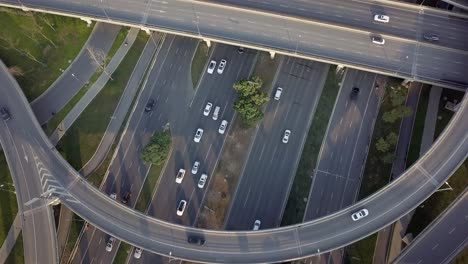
226, 58, 329, 230
137, 43, 258, 263
69, 34, 188, 264
31, 23, 120, 125
0, 61, 58, 263
304, 69, 380, 220
1, 0, 468, 89
392, 187, 468, 264
0, 50, 467, 263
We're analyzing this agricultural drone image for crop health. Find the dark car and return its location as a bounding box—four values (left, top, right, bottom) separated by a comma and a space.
237, 47, 245, 54
187, 235, 205, 245
423, 33, 439, 42
350, 87, 360, 100
121, 191, 131, 204
145, 99, 155, 113
0, 107, 11, 121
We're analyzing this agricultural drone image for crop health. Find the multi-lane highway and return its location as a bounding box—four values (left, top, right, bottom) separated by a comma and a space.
1, 44, 467, 264
392, 187, 468, 264
137, 43, 258, 263
0, 61, 58, 264
1, 0, 468, 89
304, 69, 380, 220
226, 58, 329, 230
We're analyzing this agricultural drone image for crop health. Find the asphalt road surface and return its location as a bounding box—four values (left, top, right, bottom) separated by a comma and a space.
304, 69, 380, 220
225, 58, 329, 230
70, 34, 198, 264
2, 0, 467, 89
135, 44, 258, 263
31, 23, 120, 125
0, 61, 58, 264
1, 54, 467, 263
392, 188, 468, 264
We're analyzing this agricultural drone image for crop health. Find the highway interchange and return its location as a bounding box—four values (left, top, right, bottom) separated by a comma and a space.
0, 0, 467, 263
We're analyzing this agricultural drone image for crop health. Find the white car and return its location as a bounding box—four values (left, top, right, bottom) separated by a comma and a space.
192, 161, 200, 174
198, 174, 208, 188
177, 200, 187, 216
134, 247, 143, 259
212, 106, 220, 120
218, 120, 228, 134
372, 36, 385, 45
351, 209, 369, 221
282, 130, 291, 143
207, 60, 216, 74
274, 87, 283, 100
175, 168, 186, 184
194, 128, 203, 143
109, 193, 117, 200
253, 220, 261, 230
204, 102, 213, 116
105, 237, 115, 252
374, 14, 390, 23
217, 59, 227, 74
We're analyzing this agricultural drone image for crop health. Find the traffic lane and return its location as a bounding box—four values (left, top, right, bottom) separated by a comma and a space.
209, 0, 468, 50
71, 35, 195, 264
416, 46, 468, 83
393, 190, 468, 264
304, 70, 377, 220
147, 45, 254, 223
226, 59, 328, 230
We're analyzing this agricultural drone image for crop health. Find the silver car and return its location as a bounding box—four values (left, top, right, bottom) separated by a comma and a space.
218, 120, 228, 134
192, 161, 200, 174
207, 60, 216, 74
194, 128, 203, 143
282, 130, 291, 143
198, 174, 208, 188
374, 14, 389, 23
217, 59, 227, 74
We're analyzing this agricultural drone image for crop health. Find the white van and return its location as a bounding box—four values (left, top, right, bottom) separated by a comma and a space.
274, 87, 283, 100
212, 106, 221, 120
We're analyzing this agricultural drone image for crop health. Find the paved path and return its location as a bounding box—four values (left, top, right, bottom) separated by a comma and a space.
49, 27, 140, 146
420, 86, 442, 156
0, 213, 21, 263
31, 23, 121, 125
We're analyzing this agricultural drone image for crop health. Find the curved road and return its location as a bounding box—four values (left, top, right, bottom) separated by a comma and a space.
1, 0, 467, 89
1, 57, 467, 263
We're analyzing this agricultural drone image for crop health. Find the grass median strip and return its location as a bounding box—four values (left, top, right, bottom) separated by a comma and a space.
281, 65, 342, 225
4, 231, 23, 263
196, 51, 280, 229
190, 41, 211, 89
0, 152, 18, 246
0, 7, 92, 101
345, 233, 377, 264
57, 31, 148, 171
114, 241, 132, 264
406, 85, 430, 167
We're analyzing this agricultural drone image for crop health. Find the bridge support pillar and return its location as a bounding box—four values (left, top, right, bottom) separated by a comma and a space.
21, 6, 30, 12
269, 51, 276, 59
141, 27, 151, 35
203, 39, 211, 47
80, 17, 93, 26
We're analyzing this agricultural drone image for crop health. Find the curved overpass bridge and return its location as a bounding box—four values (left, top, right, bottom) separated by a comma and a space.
1, 0, 468, 90
0, 57, 467, 263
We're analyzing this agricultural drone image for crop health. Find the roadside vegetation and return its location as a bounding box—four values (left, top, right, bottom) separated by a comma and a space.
191, 41, 211, 88
4, 232, 23, 263
233, 76, 269, 126
281, 65, 341, 225
406, 85, 430, 167
344, 233, 377, 264
0, 152, 18, 246
434, 89, 465, 139
60, 214, 85, 263
114, 242, 132, 264
141, 131, 171, 165
196, 52, 281, 229
44, 27, 129, 134
57, 31, 149, 172
135, 159, 166, 212
358, 79, 412, 199
0, 7, 92, 101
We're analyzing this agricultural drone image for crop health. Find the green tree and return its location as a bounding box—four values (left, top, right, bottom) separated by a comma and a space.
389, 87, 407, 107
382, 153, 395, 164
141, 131, 171, 165
376, 138, 390, 153
386, 132, 399, 146
232, 76, 268, 126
